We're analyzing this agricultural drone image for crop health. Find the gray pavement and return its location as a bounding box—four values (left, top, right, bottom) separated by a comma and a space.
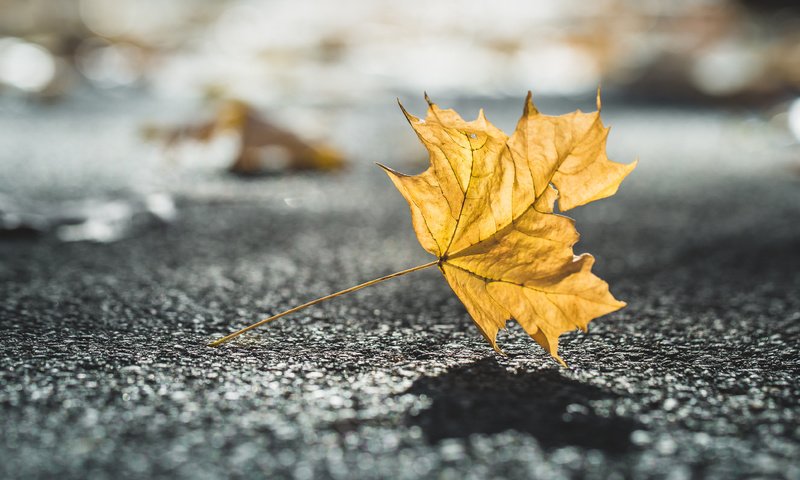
1, 94, 799, 479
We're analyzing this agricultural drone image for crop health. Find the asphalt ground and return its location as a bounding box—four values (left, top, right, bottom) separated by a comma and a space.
1, 94, 799, 479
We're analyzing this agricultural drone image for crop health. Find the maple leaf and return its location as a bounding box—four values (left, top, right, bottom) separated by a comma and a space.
210, 92, 634, 366
379, 92, 635, 365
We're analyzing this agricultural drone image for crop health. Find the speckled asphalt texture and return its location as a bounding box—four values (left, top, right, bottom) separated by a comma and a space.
1, 95, 799, 479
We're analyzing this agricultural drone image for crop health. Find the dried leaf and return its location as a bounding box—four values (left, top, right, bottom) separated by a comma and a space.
144, 100, 344, 173
380, 92, 636, 364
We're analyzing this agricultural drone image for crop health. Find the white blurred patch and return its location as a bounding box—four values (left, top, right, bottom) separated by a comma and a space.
54, 195, 177, 243
690, 43, 764, 96
76, 40, 143, 88
0, 38, 55, 92
79, 0, 186, 41
787, 98, 800, 143
56, 199, 134, 243
145, 193, 177, 222
515, 44, 600, 96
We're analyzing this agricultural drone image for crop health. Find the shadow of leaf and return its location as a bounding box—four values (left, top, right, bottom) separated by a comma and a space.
404, 358, 641, 453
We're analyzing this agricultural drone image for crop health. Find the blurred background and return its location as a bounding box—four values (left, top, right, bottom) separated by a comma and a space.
2, 0, 800, 102
0, 0, 800, 241
0, 0, 799, 242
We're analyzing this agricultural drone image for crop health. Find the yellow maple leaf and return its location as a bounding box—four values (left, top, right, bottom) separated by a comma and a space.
379, 92, 636, 365
210, 91, 635, 366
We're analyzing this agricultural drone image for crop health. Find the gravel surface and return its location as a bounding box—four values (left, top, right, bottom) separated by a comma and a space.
1, 94, 799, 479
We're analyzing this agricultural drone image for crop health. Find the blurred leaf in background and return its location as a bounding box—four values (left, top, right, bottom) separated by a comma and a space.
143, 99, 345, 175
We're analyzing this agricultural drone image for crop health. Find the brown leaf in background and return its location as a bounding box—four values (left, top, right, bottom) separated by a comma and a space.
143, 99, 344, 174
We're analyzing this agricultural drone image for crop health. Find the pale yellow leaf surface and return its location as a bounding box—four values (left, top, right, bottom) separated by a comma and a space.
380, 92, 636, 365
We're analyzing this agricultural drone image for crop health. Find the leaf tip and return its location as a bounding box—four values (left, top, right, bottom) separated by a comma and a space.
423, 91, 434, 106
397, 100, 420, 125
616, 157, 639, 184
396, 98, 409, 114
375, 162, 394, 174
596, 85, 602, 111
523, 90, 538, 116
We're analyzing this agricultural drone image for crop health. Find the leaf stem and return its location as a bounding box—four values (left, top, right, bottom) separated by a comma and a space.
208, 260, 439, 347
